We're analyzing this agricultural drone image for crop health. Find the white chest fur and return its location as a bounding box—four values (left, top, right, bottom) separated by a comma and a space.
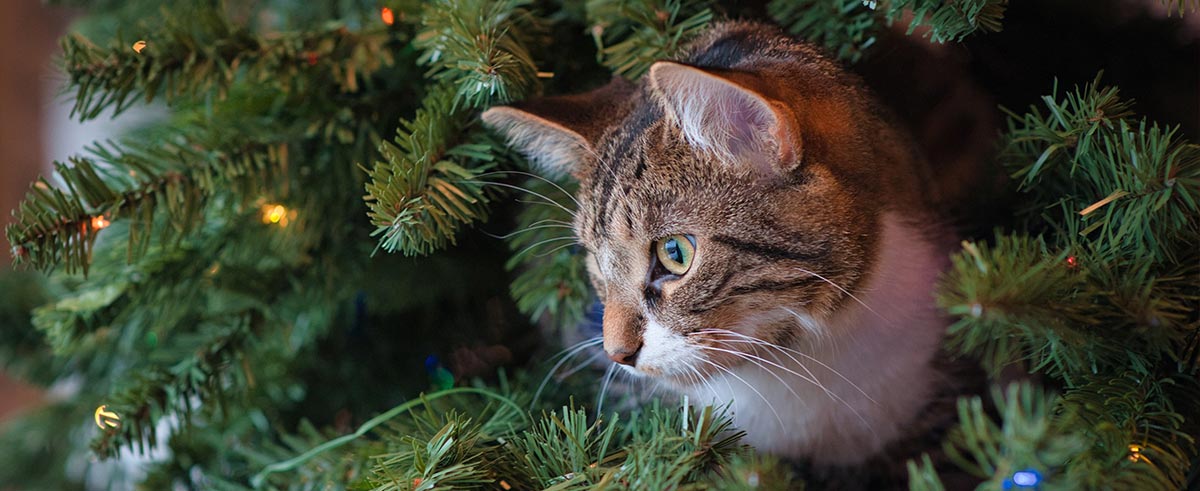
684, 214, 952, 466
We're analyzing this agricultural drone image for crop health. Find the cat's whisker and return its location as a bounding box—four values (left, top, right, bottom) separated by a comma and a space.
777, 307, 836, 351
697, 330, 832, 394
464, 180, 578, 218
534, 239, 584, 258
697, 327, 878, 406
697, 344, 818, 386
697, 358, 786, 431
793, 266, 891, 326
683, 359, 720, 406
557, 349, 605, 380
696, 345, 810, 409
596, 363, 618, 419
480, 221, 575, 240
695, 329, 877, 432
512, 235, 581, 261
473, 170, 582, 209
544, 336, 603, 365
702, 341, 871, 429
533, 337, 603, 408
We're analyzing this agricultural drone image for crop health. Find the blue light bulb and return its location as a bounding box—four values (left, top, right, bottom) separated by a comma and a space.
1011, 469, 1041, 488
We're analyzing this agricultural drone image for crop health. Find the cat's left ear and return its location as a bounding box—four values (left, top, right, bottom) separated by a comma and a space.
648, 61, 800, 174
482, 77, 635, 180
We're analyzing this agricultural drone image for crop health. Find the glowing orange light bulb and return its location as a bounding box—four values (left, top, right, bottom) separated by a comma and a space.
262, 204, 288, 225
380, 7, 395, 25
90, 215, 110, 230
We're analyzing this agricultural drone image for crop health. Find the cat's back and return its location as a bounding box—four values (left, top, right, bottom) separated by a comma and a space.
674, 20, 997, 218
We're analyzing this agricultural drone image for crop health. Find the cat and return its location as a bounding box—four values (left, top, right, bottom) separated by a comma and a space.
483, 21, 989, 488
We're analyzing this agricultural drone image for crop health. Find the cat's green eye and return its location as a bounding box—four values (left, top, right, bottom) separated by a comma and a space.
655, 234, 696, 276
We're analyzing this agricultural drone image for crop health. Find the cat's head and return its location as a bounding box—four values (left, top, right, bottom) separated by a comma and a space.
483, 22, 928, 385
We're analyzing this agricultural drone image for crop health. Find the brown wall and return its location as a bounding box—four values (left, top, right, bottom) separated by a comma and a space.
0, 0, 69, 423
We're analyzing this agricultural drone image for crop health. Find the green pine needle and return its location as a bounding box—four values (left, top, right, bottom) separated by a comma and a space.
587, 0, 715, 78
364, 85, 498, 256
416, 0, 541, 109
64, 3, 394, 121
769, 0, 1007, 62
502, 175, 591, 331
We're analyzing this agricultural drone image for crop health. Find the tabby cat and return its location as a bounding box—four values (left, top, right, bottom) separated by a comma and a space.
483, 21, 988, 488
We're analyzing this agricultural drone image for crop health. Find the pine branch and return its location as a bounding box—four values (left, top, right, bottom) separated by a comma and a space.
768, 0, 1003, 61
415, 0, 541, 109
503, 403, 622, 488
1159, 0, 1200, 15
5, 126, 286, 274
893, 0, 1008, 43
587, 0, 715, 78
64, 3, 395, 121
710, 452, 800, 491
363, 85, 500, 256
769, 0, 879, 62
769, 0, 1007, 62
1000, 74, 1200, 265
937, 234, 1109, 383
91, 313, 256, 458
613, 399, 745, 489
906, 454, 945, 491
1057, 373, 1198, 490
362, 414, 496, 490
944, 383, 1085, 488
503, 176, 591, 331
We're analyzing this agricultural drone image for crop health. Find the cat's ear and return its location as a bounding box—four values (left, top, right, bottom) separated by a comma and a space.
482, 77, 635, 179
648, 61, 799, 174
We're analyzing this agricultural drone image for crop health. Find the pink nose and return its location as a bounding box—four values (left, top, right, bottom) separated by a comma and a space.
607, 344, 642, 366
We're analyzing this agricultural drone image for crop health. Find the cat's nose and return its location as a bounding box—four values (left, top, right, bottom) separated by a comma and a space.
607, 343, 642, 367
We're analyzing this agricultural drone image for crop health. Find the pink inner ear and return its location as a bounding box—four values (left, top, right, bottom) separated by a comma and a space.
716, 87, 778, 162
654, 62, 787, 171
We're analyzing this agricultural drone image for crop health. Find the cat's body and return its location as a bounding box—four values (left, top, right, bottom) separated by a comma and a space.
485, 21, 991, 488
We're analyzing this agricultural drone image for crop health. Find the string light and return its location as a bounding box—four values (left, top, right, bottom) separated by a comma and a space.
90, 215, 110, 230
1128, 444, 1145, 462
94, 405, 120, 429
261, 204, 290, 227
1005, 469, 1041, 489
380, 7, 395, 25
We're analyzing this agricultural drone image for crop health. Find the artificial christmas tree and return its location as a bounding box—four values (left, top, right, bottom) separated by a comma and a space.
0, 0, 1197, 489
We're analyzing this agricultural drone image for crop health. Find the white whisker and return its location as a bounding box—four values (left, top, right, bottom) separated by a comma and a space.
512, 235, 581, 260
464, 180, 577, 218
702, 341, 870, 428
481, 222, 575, 240
697, 358, 785, 431
533, 337, 602, 408
534, 239, 583, 258
596, 363, 618, 419
698, 328, 877, 405
474, 170, 582, 209
794, 266, 890, 325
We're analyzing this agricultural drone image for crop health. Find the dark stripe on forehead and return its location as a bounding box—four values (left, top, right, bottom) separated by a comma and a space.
685, 28, 755, 68
711, 235, 830, 263
591, 104, 660, 236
